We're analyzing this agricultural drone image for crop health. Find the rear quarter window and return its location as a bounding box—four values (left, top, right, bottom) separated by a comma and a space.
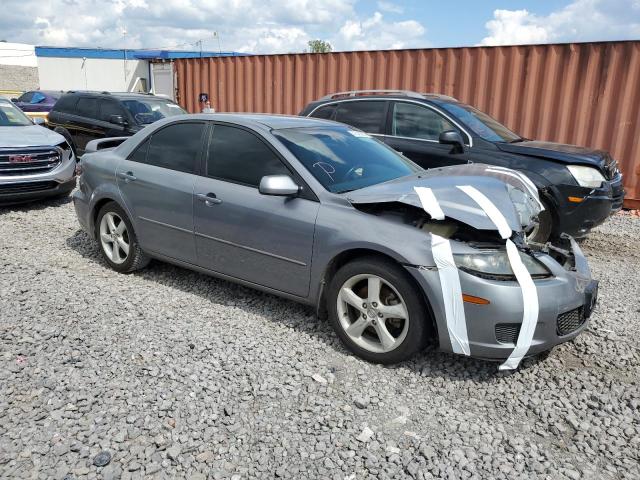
52, 95, 78, 113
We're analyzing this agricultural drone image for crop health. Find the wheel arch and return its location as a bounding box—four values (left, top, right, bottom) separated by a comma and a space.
316, 247, 438, 341
90, 196, 125, 238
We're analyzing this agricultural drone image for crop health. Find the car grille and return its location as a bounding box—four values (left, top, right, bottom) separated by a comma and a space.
557, 306, 586, 336
0, 181, 58, 194
495, 323, 521, 344
0, 148, 62, 176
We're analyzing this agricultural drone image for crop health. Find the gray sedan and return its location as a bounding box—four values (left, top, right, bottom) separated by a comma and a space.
73, 114, 597, 368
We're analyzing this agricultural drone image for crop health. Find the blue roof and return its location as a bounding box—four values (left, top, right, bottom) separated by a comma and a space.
34, 46, 247, 60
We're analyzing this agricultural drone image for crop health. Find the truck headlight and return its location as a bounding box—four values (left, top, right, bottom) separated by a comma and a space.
567, 165, 605, 188
453, 251, 551, 280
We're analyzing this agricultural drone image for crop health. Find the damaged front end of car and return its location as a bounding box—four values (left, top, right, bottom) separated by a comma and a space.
346, 164, 597, 369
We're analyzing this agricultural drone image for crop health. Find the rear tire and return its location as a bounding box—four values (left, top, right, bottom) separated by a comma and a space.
326, 257, 429, 364
95, 202, 149, 273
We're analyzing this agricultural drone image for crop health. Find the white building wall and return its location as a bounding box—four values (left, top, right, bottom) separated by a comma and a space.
0, 43, 38, 92
37, 57, 150, 92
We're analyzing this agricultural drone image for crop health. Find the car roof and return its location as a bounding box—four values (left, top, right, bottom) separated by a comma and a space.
308, 92, 458, 108
182, 113, 339, 130
64, 91, 173, 101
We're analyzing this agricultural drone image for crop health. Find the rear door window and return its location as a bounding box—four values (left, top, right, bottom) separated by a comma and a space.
146, 122, 205, 174
334, 101, 388, 134
17, 92, 33, 103
53, 95, 78, 113
75, 97, 98, 119
207, 124, 291, 187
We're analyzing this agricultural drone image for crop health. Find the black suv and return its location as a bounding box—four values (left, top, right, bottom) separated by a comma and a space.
48, 92, 187, 155
301, 90, 625, 242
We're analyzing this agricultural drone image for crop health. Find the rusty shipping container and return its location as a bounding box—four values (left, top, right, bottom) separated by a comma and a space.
175, 41, 640, 208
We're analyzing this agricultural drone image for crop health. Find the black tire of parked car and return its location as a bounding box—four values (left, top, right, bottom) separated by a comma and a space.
53, 127, 77, 155
326, 257, 430, 364
95, 202, 150, 273
528, 198, 554, 244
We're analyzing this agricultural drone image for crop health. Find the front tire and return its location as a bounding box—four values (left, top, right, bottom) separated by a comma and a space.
326, 257, 429, 364
95, 202, 149, 273
527, 198, 554, 243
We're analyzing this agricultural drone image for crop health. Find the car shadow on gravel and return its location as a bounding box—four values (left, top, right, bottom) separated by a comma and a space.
65, 228, 534, 381
0, 194, 73, 214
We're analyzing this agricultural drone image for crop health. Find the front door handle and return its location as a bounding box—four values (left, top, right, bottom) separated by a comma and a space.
117, 171, 137, 182
196, 192, 223, 206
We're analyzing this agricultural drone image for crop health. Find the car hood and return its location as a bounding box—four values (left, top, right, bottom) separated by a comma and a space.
496, 140, 608, 167
346, 164, 542, 235
0, 125, 65, 148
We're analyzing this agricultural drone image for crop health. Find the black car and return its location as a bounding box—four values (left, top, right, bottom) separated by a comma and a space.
300, 90, 625, 242
47, 92, 187, 155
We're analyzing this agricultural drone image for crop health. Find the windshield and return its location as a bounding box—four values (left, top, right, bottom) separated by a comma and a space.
121, 98, 186, 125
0, 101, 34, 126
274, 126, 420, 193
440, 103, 521, 142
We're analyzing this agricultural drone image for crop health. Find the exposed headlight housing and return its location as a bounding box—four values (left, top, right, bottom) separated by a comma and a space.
453, 250, 551, 280
567, 165, 605, 188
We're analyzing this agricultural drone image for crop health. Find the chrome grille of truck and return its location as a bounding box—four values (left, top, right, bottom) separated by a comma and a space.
0, 148, 62, 176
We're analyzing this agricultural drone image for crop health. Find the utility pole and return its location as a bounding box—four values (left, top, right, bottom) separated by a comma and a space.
122, 27, 128, 90
213, 31, 221, 54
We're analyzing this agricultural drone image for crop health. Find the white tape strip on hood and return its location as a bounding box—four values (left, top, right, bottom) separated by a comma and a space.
414, 186, 445, 220
457, 185, 512, 239
457, 184, 539, 370
499, 239, 540, 370
431, 234, 470, 356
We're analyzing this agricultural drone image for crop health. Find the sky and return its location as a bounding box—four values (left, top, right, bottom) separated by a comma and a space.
0, 0, 638, 53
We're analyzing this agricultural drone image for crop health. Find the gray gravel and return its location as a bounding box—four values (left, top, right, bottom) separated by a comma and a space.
1, 196, 639, 480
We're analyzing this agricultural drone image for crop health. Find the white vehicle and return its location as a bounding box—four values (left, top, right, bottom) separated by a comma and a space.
0, 98, 76, 204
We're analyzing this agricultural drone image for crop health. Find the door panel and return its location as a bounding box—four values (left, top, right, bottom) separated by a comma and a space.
194, 177, 318, 297
115, 121, 206, 263
116, 159, 197, 262
384, 136, 470, 169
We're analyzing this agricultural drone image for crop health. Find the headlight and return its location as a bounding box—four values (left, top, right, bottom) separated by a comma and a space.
567, 165, 605, 188
453, 250, 551, 280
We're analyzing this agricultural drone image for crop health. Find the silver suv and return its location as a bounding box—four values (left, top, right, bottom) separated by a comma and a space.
0, 98, 76, 204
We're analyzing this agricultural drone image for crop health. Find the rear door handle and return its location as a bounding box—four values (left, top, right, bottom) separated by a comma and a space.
196, 192, 223, 206
117, 171, 137, 182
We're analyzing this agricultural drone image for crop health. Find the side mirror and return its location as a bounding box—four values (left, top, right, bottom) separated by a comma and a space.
10, 98, 18, 102
109, 114, 127, 126
32, 117, 46, 126
259, 175, 300, 196
439, 130, 465, 153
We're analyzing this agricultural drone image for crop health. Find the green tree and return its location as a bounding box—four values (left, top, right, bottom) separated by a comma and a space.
307, 40, 332, 53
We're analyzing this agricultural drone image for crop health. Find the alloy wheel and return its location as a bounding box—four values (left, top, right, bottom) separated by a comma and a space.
99, 212, 130, 265
336, 273, 409, 353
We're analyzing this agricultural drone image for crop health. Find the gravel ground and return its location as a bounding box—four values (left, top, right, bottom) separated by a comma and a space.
0, 196, 639, 480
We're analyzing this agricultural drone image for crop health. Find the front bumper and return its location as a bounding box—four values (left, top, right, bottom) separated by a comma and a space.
552, 173, 625, 238
0, 147, 76, 204
407, 239, 596, 360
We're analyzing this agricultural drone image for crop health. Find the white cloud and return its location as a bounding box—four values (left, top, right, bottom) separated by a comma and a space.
333, 12, 426, 51
480, 0, 640, 46
377, 1, 404, 14
0, 0, 428, 54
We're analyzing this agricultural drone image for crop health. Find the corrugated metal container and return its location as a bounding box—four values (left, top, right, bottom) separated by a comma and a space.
175, 41, 640, 208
